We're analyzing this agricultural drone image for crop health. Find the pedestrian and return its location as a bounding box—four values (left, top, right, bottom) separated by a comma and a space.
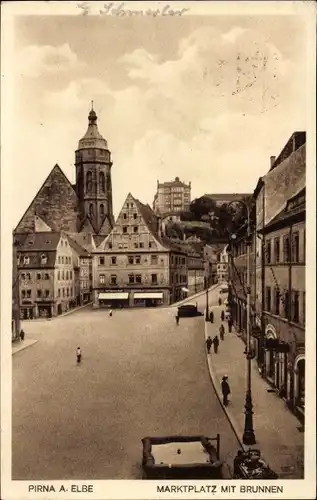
228, 318, 233, 333
221, 375, 230, 406
218, 297, 222, 306
213, 335, 219, 354
109, 309, 113, 317
209, 311, 214, 323
219, 323, 225, 341
76, 346, 82, 363
221, 310, 225, 321
20, 329, 25, 342
175, 313, 180, 325
206, 336, 213, 354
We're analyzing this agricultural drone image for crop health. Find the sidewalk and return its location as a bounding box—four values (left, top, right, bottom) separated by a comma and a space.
12, 338, 38, 355
21, 302, 92, 323
172, 284, 220, 308
204, 305, 304, 479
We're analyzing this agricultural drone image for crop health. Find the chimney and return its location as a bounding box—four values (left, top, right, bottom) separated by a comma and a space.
270, 156, 276, 168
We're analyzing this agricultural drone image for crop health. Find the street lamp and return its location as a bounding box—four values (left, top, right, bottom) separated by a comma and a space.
228, 201, 256, 446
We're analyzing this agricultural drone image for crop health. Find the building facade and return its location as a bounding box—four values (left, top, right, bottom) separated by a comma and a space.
92, 193, 188, 308
204, 244, 224, 287
153, 177, 191, 216
217, 245, 229, 283
187, 252, 205, 295
15, 232, 76, 319
67, 236, 92, 305
259, 188, 305, 423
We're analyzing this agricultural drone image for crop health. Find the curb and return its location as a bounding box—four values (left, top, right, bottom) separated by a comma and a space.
12, 339, 38, 356
21, 303, 92, 323
204, 317, 246, 453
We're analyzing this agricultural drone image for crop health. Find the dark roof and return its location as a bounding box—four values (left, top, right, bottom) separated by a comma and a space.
67, 235, 89, 256
18, 251, 57, 269
158, 177, 190, 188
270, 132, 306, 171
261, 188, 305, 231
205, 193, 252, 202
14, 232, 61, 251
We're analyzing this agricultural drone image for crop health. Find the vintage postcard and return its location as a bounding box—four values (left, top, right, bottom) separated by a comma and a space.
1, 1, 316, 499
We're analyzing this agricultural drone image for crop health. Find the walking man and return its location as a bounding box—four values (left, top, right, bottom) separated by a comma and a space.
175, 313, 180, 325
221, 310, 225, 321
219, 323, 225, 341
209, 311, 214, 323
206, 335, 213, 354
228, 318, 233, 333
109, 309, 113, 317
218, 297, 222, 306
221, 375, 231, 406
76, 346, 82, 364
20, 329, 25, 342
213, 335, 219, 354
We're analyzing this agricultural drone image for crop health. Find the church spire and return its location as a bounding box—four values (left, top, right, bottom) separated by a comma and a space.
78, 102, 108, 150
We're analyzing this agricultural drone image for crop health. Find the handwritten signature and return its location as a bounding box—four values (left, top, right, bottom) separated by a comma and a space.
78, 2, 190, 17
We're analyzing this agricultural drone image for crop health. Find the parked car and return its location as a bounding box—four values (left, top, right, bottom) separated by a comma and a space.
177, 304, 203, 317
219, 287, 228, 294
142, 434, 224, 479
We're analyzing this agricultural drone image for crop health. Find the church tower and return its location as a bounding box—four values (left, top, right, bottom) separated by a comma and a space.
75, 104, 114, 236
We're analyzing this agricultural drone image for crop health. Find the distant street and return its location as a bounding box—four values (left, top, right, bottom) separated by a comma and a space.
12, 285, 241, 480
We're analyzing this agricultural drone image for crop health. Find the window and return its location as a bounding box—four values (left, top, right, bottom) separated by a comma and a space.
63, 289, 65, 297
151, 255, 158, 265
110, 275, 117, 285
265, 286, 271, 312
291, 232, 299, 263
66, 288, 69, 297
41, 254, 47, 264
45, 289, 49, 298
283, 235, 290, 262
265, 240, 271, 264
58, 256, 61, 264
62, 257, 64, 264
274, 238, 280, 263
128, 256, 133, 265
70, 271, 72, 279
99, 172, 105, 192
23, 256, 30, 265
21, 273, 26, 280
123, 226, 128, 234
58, 271, 60, 280
135, 274, 142, 284
26, 290, 31, 298
133, 226, 138, 233
44, 273, 49, 280
135, 255, 141, 264
133, 213, 137, 219
123, 213, 127, 219
89, 203, 94, 216
26, 273, 31, 280
100, 274, 105, 284
283, 291, 290, 319
139, 242, 144, 248
111, 256, 117, 265
151, 273, 158, 285
66, 271, 68, 280
21, 290, 26, 298
37, 273, 41, 280
291, 290, 299, 323
274, 288, 280, 315
100, 204, 105, 216
303, 291, 305, 324
108, 242, 112, 249
86, 171, 92, 191
149, 242, 152, 248
62, 271, 65, 280
128, 274, 134, 284
99, 257, 105, 265
134, 243, 138, 248
37, 290, 42, 298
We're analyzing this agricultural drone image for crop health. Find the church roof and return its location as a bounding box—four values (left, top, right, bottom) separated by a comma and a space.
77, 106, 108, 150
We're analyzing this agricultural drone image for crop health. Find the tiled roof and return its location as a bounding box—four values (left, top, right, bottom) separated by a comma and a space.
67, 235, 89, 256
263, 188, 305, 229
18, 251, 57, 269
14, 232, 61, 251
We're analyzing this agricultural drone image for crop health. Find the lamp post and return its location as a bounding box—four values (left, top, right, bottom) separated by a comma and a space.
205, 274, 209, 321
228, 200, 256, 446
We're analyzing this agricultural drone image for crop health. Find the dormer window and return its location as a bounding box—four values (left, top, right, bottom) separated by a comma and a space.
41, 254, 48, 265
23, 256, 30, 265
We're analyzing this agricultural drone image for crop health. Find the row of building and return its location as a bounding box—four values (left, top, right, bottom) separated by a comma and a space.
228, 131, 306, 424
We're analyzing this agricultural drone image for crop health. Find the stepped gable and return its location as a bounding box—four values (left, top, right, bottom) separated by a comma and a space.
15, 164, 80, 234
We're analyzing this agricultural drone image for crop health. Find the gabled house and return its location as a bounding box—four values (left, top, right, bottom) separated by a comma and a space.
92, 193, 188, 308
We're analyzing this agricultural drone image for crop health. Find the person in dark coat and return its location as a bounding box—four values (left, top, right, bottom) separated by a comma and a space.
20, 329, 25, 341
76, 346, 82, 363
219, 323, 225, 341
221, 375, 230, 406
209, 311, 214, 323
228, 318, 233, 333
213, 335, 219, 353
221, 310, 225, 321
218, 297, 222, 306
206, 336, 213, 354
175, 313, 180, 325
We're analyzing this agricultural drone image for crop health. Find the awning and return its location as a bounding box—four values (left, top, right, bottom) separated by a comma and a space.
134, 292, 163, 300
98, 292, 129, 300
181, 287, 189, 293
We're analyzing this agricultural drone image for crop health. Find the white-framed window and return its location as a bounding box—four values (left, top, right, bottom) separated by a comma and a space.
23, 256, 30, 265
100, 274, 105, 284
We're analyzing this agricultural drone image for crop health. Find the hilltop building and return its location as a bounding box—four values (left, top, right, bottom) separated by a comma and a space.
153, 177, 191, 216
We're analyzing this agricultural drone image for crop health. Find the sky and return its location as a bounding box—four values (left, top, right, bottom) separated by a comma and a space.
9, 5, 309, 227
